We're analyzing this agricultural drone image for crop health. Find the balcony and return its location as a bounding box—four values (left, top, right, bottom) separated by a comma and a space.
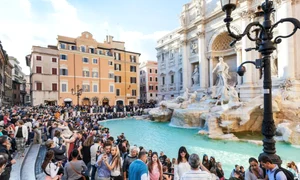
160, 85, 166, 92
169, 83, 176, 91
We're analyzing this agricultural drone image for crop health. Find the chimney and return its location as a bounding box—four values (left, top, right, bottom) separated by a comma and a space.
106, 35, 114, 44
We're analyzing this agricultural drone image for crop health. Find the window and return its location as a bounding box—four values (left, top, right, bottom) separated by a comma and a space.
60, 69, 68, 76
52, 68, 57, 75
82, 85, 90, 92
60, 43, 66, 49
130, 77, 136, 83
114, 64, 121, 71
108, 61, 113, 66
83, 70, 90, 77
130, 66, 136, 72
93, 58, 98, 64
114, 52, 121, 60
171, 75, 174, 84
150, 69, 152, 73
90, 48, 95, 54
109, 85, 114, 92
162, 77, 165, 85
116, 89, 120, 96
52, 83, 57, 91
60, 54, 67, 60
156, 86, 158, 90
150, 93, 153, 97
92, 71, 98, 78
156, 94, 158, 97
155, 69, 157, 73
93, 85, 98, 92
150, 77, 152, 81
114, 76, 122, 83
132, 90, 136, 96
61, 83, 67, 92
36, 66, 42, 73
109, 73, 114, 79
82, 57, 89, 63
52, 58, 57, 62
36, 82, 42, 90
149, 86, 153, 90
36, 56, 42, 61
70, 45, 77, 50
98, 50, 103, 55
155, 77, 158, 82
81, 46, 86, 52
130, 55, 136, 63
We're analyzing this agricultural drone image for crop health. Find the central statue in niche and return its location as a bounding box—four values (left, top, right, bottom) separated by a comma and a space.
212, 57, 231, 105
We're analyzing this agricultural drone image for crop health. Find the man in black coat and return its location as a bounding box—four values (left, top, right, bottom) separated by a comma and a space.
0, 135, 16, 179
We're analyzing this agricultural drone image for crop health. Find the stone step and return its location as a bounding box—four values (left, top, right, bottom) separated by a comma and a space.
10, 145, 32, 180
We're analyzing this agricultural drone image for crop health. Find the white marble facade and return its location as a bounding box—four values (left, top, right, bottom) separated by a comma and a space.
157, 0, 300, 101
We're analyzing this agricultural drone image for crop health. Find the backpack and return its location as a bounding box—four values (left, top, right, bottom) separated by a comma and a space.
274, 166, 295, 180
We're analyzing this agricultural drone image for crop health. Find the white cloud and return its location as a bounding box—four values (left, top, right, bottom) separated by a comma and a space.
0, 0, 168, 74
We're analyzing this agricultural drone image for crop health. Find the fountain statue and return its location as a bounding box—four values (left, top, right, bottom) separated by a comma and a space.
212, 56, 230, 106
192, 65, 200, 85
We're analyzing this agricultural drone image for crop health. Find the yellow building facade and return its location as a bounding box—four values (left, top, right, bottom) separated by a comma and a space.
57, 32, 140, 106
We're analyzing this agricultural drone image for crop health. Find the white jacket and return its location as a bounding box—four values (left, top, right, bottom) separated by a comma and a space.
14, 125, 28, 140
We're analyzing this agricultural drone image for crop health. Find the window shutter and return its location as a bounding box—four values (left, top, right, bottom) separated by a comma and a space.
119, 65, 121, 71
66, 69, 68, 75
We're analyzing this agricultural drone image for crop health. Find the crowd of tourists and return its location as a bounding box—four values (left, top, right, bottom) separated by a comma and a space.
0, 105, 299, 180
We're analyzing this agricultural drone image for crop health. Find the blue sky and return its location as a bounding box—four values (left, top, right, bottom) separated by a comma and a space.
0, 0, 189, 74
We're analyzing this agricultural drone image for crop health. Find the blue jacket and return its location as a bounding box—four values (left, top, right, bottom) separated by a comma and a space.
129, 159, 148, 180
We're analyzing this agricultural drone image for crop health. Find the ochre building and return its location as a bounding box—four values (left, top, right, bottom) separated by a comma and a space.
57, 32, 140, 106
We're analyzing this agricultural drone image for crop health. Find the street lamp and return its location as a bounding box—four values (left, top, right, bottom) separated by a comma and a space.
71, 85, 83, 106
220, 0, 300, 165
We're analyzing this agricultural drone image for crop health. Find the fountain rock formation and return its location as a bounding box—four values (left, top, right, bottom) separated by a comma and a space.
150, 66, 300, 144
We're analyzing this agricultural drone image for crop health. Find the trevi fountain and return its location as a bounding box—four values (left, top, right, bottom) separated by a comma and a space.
149, 57, 300, 145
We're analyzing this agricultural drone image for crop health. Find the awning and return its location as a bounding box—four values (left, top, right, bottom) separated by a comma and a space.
64, 98, 72, 102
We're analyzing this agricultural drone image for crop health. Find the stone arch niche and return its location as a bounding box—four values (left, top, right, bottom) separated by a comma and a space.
210, 32, 238, 87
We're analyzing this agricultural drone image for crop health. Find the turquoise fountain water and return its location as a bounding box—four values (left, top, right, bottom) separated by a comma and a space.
101, 118, 300, 178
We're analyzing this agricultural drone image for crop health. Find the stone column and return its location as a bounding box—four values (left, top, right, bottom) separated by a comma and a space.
181, 39, 189, 90
197, 24, 208, 89
292, 0, 300, 79
276, 0, 295, 79
240, 10, 254, 84
235, 44, 242, 85
209, 57, 214, 87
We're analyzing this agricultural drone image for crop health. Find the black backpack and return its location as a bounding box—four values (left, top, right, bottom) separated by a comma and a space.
274, 166, 295, 180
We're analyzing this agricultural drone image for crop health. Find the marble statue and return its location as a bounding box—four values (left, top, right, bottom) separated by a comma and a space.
271, 49, 278, 77
192, 65, 200, 85
212, 57, 230, 105
188, 91, 197, 104
180, 14, 186, 26
191, 41, 198, 54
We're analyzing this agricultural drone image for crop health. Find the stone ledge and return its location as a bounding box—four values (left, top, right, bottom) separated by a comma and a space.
10, 144, 33, 180
20, 144, 41, 180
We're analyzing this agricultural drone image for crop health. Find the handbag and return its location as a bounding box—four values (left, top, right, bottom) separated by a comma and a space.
69, 162, 89, 180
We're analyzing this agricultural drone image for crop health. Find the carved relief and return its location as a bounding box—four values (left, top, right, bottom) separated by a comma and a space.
190, 40, 198, 54
197, 31, 205, 38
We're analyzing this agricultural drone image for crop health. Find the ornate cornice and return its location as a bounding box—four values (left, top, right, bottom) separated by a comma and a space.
196, 31, 205, 38
239, 10, 254, 19
180, 40, 188, 46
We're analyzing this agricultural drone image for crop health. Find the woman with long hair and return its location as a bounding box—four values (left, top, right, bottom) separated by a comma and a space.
287, 161, 299, 180
245, 157, 264, 180
202, 154, 210, 171
14, 120, 28, 158
174, 146, 190, 180
64, 149, 87, 180
148, 152, 163, 180
104, 144, 122, 180
80, 135, 94, 176
42, 150, 62, 180
216, 162, 225, 180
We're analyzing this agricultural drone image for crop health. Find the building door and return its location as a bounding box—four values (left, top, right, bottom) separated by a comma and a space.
82, 98, 90, 106
102, 98, 109, 106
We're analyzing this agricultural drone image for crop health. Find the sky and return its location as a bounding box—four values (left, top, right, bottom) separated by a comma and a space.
0, 0, 190, 75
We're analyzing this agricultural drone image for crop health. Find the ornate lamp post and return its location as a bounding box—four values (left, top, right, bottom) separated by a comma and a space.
220, 0, 300, 165
71, 85, 83, 106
